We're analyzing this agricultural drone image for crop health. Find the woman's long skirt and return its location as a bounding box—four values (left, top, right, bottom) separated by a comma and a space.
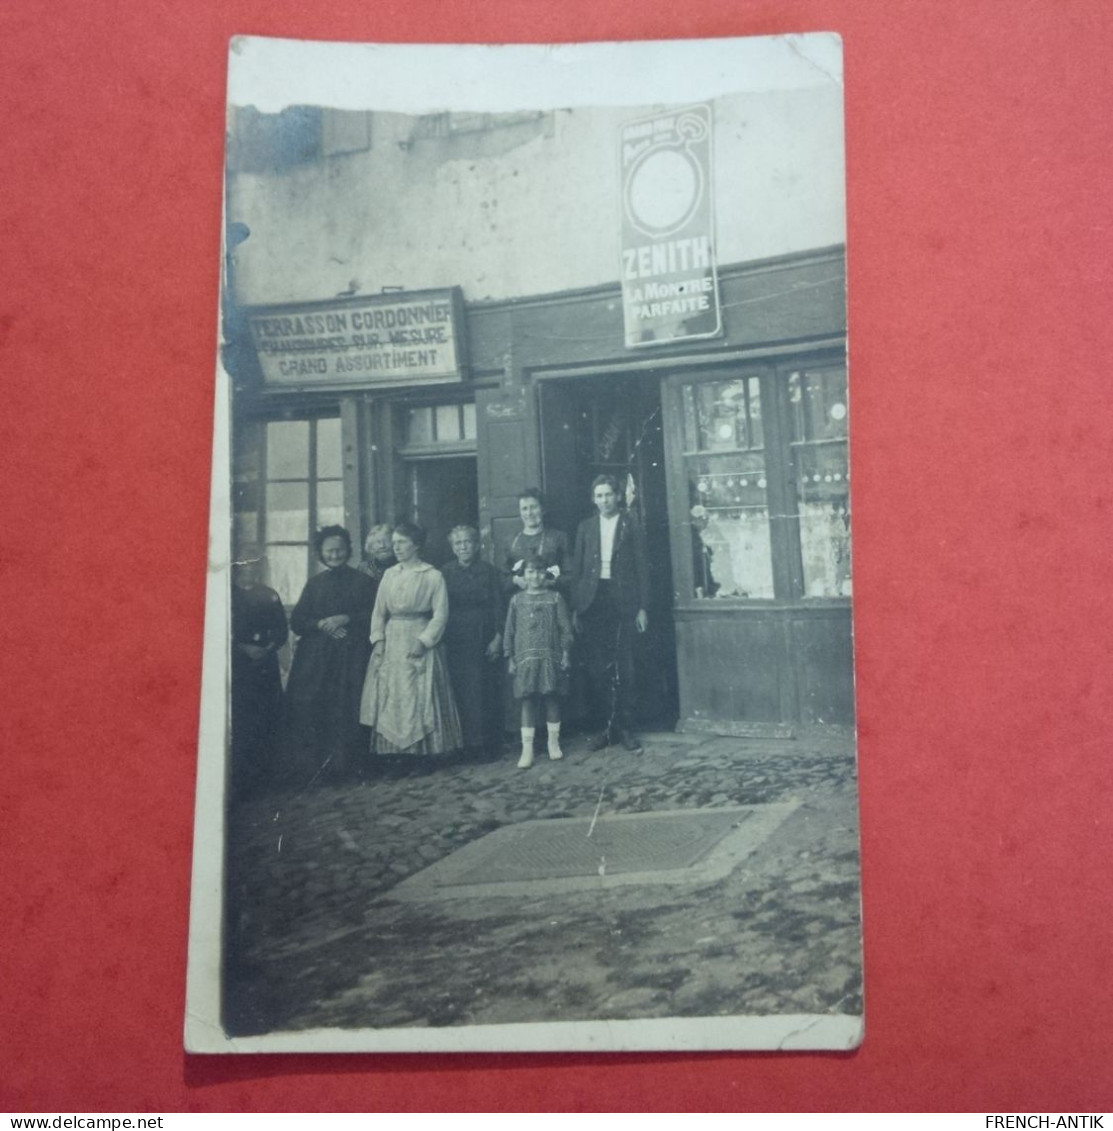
360, 614, 462, 757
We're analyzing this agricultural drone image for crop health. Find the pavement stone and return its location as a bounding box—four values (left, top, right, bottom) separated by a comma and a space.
223, 726, 862, 1036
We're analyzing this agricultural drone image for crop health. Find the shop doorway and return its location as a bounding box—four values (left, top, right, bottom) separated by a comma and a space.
405, 455, 479, 567
538, 375, 679, 730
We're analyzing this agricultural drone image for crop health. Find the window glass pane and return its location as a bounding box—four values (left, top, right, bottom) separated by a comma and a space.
435, 404, 461, 442
266, 420, 309, 479
406, 403, 476, 446
797, 496, 851, 597
317, 479, 345, 530
266, 481, 309, 541
789, 368, 848, 443
265, 544, 308, 608
790, 366, 851, 597
316, 417, 342, 478
408, 407, 433, 445
688, 451, 773, 599
682, 379, 757, 452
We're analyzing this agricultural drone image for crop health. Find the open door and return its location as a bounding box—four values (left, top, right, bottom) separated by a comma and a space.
537, 375, 679, 730
405, 455, 479, 567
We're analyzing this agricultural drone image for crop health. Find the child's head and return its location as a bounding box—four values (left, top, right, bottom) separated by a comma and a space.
523, 562, 547, 589
516, 549, 553, 590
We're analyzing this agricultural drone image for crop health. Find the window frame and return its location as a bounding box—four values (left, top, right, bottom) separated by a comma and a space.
395, 395, 478, 461
784, 359, 852, 602
663, 349, 849, 611
232, 409, 345, 607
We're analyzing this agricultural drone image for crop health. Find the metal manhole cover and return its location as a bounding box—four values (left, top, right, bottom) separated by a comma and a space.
387, 804, 798, 902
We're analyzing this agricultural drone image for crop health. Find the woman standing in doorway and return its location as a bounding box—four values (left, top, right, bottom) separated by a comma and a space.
498, 488, 572, 742
275, 526, 375, 787
501, 487, 570, 596
360, 523, 463, 763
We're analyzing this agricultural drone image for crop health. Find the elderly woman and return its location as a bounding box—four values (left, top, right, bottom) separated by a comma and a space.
357, 524, 396, 587
276, 525, 376, 787
441, 525, 505, 760
360, 522, 463, 762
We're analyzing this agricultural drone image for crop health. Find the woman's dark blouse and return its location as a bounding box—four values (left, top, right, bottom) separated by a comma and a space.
277, 564, 376, 784
232, 582, 288, 656
442, 558, 505, 649
500, 528, 571, 595
286, 565, 376, 704
230, 581, 288, 793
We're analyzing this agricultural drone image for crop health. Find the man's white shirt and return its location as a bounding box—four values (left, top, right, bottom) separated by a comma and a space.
599, 512, 620, 580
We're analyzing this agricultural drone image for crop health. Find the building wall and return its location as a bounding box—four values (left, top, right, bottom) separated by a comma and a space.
226, 89, 853, 729
228, 87, 845, 307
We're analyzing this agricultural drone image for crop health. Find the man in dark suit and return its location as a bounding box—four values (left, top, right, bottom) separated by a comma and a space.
570, 474, 650, 753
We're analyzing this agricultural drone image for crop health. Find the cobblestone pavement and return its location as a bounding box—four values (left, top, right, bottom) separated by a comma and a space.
224, 727, 862, 1037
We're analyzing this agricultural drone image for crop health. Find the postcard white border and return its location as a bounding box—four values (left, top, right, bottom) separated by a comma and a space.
227, 34, 843, 115
187, 33, 858, 1055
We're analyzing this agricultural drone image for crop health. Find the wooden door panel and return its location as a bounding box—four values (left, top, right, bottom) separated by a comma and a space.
475, 385, 539, 561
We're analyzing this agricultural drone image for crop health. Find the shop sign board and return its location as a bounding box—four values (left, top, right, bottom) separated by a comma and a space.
246, 287, 467, 387
619, 103, 722, 349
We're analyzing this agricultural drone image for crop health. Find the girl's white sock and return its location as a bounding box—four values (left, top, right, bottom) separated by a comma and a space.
518, 727, 535, 769
547, 722, 563, 761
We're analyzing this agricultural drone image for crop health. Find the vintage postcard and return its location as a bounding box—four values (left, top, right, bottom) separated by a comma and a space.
186, 33, 861, 1053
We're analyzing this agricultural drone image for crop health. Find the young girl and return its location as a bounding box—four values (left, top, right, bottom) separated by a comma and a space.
503, 551, 574, 768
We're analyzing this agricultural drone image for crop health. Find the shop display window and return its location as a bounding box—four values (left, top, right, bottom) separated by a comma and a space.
789, 366, 851, 598
682, 377, 774, 599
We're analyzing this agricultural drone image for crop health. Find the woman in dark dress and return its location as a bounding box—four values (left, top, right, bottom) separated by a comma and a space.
276, 526, 376, 787
230, 552, 288, 800
441, 525, 505, 760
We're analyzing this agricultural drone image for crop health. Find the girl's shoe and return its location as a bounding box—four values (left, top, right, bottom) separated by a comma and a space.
547, 722, 563, 760
517, 749, 534, 769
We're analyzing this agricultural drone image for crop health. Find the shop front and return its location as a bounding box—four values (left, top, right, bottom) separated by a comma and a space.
230, 245, 851, 730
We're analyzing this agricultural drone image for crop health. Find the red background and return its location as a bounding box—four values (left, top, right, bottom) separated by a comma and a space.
4, 0, 1112, 1113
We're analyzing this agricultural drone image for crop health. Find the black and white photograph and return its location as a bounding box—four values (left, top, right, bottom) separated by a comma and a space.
186, 33, 862, 1053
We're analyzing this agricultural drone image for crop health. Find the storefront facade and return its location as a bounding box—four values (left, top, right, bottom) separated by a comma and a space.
229, 243, 850, 732
224, 88, 850, 732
